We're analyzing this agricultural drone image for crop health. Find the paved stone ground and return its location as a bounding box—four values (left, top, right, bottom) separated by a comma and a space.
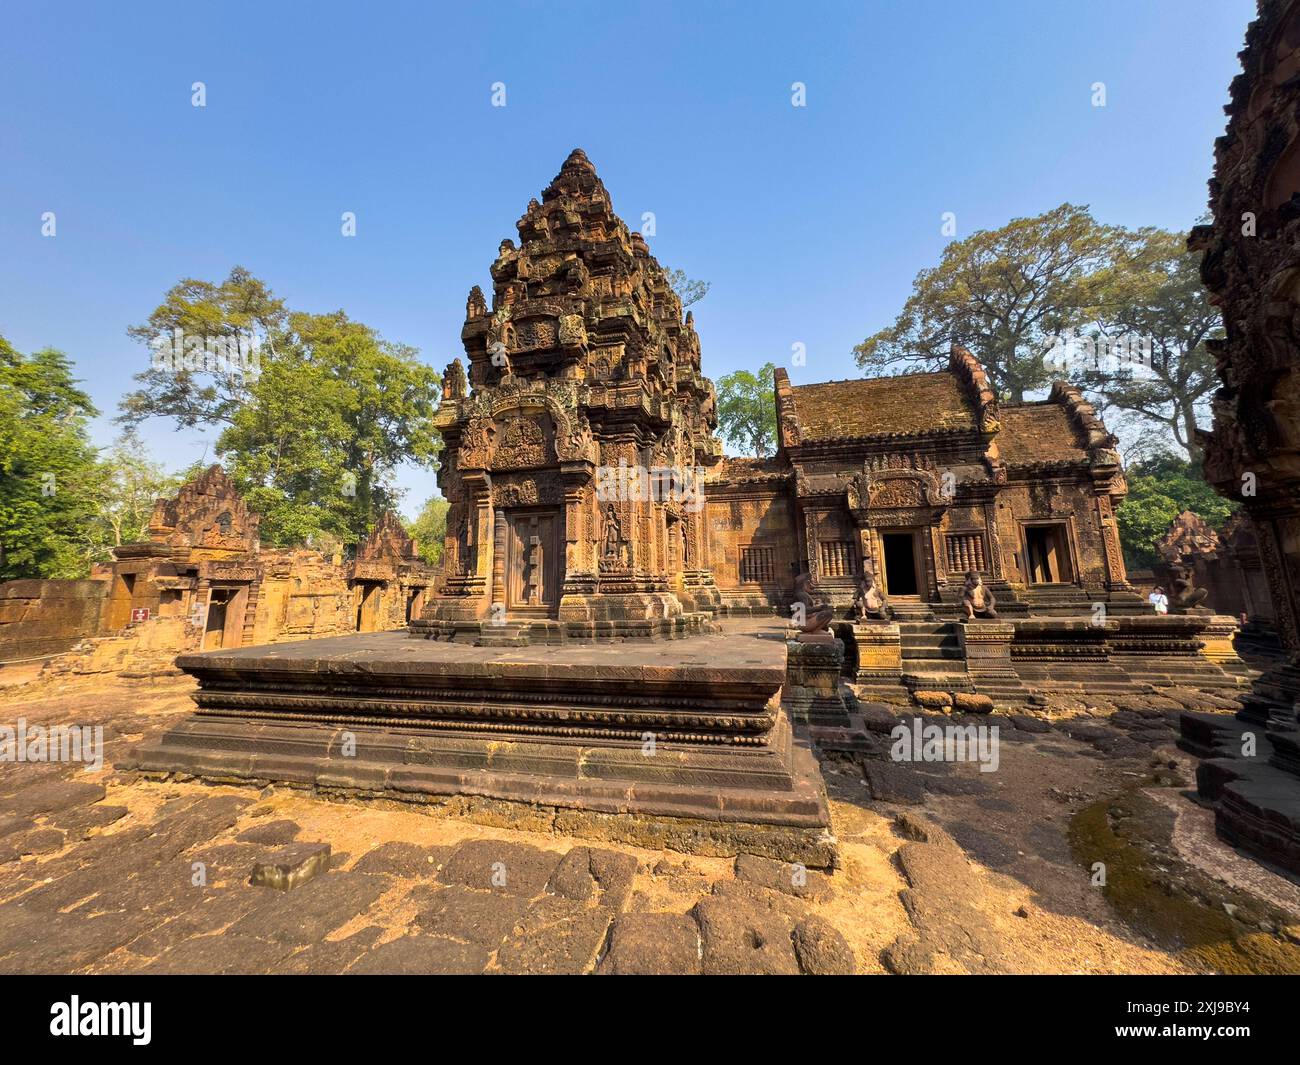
0, 671, 1296, 974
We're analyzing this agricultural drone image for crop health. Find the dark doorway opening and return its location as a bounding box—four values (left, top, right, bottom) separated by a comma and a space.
204, 590, 230, 649
882, 532, 919, 596
1024, 524, 1073, 583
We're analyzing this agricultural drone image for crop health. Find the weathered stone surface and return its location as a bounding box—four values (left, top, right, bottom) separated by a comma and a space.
249, 842, 331, 890
352, 841, 448, 878
143, 933, 294, 975
691, 895, 799, 976
236, 820, 300, 846
496, 896, 614, 975
275, 927, 384, 975
546, 846, 637, 910
47, 804, 128, 838
862, 762, 926, 805
733, 853, 832, 902
792, 915, 855, 975
348, 934, 488, 975
438, 839, 563, 897
2, 779, 105, 820
226, 871, 387, 945
414, 885, 529, 948
598, 913, 701, 975
16, 827, 65, 855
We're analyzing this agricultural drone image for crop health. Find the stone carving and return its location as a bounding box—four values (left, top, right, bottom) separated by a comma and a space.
961, 571, 998, 621
793, 571, 835, 634
853, 563, 891, 621
494, 416, 548, 470
1168, 563, 1212, 616
443, 358, 468, 401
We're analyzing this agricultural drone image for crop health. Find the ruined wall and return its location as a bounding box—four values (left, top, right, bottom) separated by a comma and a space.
0, 580, 109, 663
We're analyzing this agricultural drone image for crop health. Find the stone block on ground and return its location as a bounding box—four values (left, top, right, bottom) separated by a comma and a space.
249, 842, 331, 890
413, 885, 529, 949
733, 853, 832, 902
546, 846, 638, 910
691, 895, 800, 976
792, 915, 855, 975
597, 912, 702, 975
438, 839, 563, 897
227, 871, 388, 946
495, 896, 614, 975
352, 841, 449, 878
236, 820, 301, 846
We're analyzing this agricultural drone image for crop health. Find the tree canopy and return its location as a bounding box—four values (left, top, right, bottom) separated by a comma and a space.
0, 337, 102, 580
119, 270, 441, 546
715, 362, 778, 458
1115, 452, 1236, 571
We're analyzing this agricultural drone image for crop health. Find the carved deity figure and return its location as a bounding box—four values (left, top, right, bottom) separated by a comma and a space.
793, 572, 835, 635
601, 505, 625, 564
853, 564, 891, 621
1168, 564, 1212, 615
962, 571, 998, 621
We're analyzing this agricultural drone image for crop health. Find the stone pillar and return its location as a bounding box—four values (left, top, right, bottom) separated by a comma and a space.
957, 620, 1018, 692
843, 621, 902, 687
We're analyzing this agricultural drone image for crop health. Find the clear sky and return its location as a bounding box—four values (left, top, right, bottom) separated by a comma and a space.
0, 0, 1257, 518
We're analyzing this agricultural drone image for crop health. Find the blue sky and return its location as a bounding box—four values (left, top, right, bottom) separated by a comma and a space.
0, 0, 1256, 518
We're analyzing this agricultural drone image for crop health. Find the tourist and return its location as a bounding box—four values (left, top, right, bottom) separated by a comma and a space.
1148, 585, 1168, 614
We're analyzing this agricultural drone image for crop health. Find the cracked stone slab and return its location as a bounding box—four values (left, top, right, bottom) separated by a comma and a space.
413, 885, 528, 948
546, 846, 638, 910
438, 839, 564, 897
598, 912, 702, 975
347, 934, 488, 975
236, 820, 301, 846
496, 896, 614, 974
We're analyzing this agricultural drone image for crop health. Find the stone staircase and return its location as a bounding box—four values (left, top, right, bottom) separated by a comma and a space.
898, 621, 973, 694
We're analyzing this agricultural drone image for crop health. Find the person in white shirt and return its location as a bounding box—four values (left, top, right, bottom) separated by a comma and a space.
1148, 586, 1168, 615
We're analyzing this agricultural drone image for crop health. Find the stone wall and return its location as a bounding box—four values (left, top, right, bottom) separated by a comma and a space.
0, 580, 108, 663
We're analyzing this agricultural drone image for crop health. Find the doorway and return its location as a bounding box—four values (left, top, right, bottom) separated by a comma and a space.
203, 590, 230, 649
505, 509, 561, 613
882, 531, 919, 596
355, 582, 383, 632
1024, 523, 1074, 583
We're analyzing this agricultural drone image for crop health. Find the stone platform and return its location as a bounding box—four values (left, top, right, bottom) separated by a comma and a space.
128, 620, 835, 867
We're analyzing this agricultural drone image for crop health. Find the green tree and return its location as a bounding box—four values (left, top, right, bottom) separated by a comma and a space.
856, 204, 1132, 402
666, 269, 710, 308
716, 362, 778, 458
119, 271, 442, 547
1075, 228, 1221, 464
85, 431, 185, 562
120, 265, 286, 430
0, 337, 101, 580
1116, 451, 1236, 570
407, 496, 449, 566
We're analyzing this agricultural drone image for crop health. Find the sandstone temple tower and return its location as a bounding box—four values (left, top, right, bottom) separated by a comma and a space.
418, 149, 723, 640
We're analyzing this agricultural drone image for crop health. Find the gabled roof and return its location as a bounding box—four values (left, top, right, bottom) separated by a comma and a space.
788, 372, 977, 442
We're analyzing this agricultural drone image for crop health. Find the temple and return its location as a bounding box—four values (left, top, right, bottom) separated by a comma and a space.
125, 150, 1249, 865
418, 148, 721, 641
1178, 0, 1300, 873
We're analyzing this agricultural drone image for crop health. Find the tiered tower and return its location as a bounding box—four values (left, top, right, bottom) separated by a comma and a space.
420, 149, 723, 640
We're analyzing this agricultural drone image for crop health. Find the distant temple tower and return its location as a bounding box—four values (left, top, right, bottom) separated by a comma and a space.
417, 149, 723, 640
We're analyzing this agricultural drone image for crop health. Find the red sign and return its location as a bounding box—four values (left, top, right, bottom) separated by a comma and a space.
130, 608, 151, 623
